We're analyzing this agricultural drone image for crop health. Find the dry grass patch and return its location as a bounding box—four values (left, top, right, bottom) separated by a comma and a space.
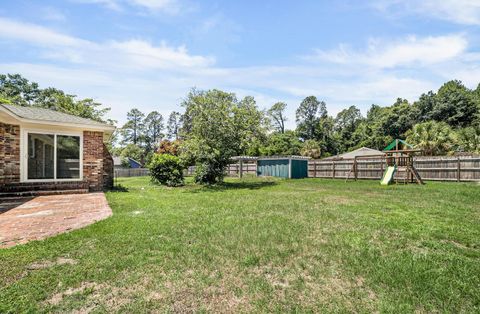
45, 280, 143, 312
27, 258, 77, 270
326, 195, 360, 205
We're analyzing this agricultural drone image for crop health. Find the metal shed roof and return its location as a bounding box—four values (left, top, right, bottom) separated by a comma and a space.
257, 155, 310, 161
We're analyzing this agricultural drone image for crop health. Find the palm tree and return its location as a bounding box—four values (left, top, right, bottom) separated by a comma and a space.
300, 139, 322, 159
405, 121, 456, 156
457, 126, 480, 154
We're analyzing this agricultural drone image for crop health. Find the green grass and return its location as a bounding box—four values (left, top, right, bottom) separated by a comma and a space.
1, 177, 479, 313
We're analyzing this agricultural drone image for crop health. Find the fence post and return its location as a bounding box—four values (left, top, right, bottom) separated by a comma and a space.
354, 157, 358, 181
332, 161, 336, 179
457, 157, 461, 182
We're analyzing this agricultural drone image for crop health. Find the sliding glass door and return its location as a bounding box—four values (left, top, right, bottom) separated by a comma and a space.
27, 133, 55, 180
27, 132, 81, 181
56, 135, 81, 179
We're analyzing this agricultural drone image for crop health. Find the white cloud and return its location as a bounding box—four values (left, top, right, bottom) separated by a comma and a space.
0, 18, 478, 129
42, 7, 67, 22
0, 17, 87, 48
373, 0, 480, 25
128, 0, 177, 11
0, 17, 212, 69
72, 0, 123, 11
111, 40, 214, 68
309, 34, 467, 69
72, 0, 180, 13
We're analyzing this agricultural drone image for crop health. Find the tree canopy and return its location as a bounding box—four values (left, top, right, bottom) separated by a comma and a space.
0, 73, 111, 123
4, 73, 480, 167
179, 89, 267, 184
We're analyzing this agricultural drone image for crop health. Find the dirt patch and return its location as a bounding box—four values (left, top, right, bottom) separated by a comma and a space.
27, 258, 77, 270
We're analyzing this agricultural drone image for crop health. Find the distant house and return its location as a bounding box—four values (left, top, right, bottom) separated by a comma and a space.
0, 103, 115, 193
322, 147, 384, 160
112, 156, 142, 169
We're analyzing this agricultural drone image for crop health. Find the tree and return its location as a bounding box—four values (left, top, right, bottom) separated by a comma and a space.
334, 105, 363, 152
405, 121, 456, 156
267, 102, 288, 133
0, 73, 111, 122
457, 126, 480, 154
0, 73, 39, 106
143, 111, 164, 151
157, 139, 181, 156
317, 115, 338, 156
301, 139, 321, 159
259, 131, 302, 156
381, 98, 420, 140
414, 91, 436, 122
354, 104, 392, 150
119, 143, 145, 163
296, 96, 326, 140
233, 96, 268, 155
431, 80, 478, 127
167, 111, 182, 140
180, 89, 240, 184
122, 108, 145, 145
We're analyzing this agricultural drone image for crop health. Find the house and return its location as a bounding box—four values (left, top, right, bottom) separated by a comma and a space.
112, 156, 143, 169
322, 147, 384, 160
0, 104, 115, 194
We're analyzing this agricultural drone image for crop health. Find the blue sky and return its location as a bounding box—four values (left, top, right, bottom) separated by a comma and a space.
1, 0, 479, 128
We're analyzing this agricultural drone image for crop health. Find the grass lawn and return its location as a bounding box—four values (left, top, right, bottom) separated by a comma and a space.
1, 177, 479, 313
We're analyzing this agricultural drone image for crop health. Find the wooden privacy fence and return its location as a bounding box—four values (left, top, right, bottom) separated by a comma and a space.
309, 156, 480, 182
185, 162, 257, 177
141, 157, 480, 182
114, 168, 149, 177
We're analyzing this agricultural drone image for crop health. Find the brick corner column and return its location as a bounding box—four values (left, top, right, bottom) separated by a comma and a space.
83, 131, 105, 191
0, 122, 20, 186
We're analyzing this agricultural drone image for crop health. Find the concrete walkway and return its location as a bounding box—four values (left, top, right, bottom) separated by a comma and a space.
0, 193, 112, 248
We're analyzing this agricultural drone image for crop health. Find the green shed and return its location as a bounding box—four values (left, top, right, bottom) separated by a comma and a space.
257, 156, 309, 179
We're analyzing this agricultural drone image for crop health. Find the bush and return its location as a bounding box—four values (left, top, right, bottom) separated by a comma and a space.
193, 160, 226, 185
157, 139, 181, 156
149, 154, 184, 187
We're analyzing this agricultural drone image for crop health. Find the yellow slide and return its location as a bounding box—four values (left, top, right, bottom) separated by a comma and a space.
380, 166, 396, 185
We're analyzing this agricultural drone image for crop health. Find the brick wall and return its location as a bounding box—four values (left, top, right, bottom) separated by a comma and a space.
0, 122, 20, 185
83, 131, 105, 191
102, 143, 114, 189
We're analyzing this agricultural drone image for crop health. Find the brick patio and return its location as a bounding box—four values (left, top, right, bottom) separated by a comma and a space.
0, 193, 112, 248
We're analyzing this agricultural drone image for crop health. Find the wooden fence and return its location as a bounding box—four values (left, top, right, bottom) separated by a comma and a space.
186, 162, 257, 177
116, 157, 480, 182
114, 168, 149, 177
309, 156, 480, 182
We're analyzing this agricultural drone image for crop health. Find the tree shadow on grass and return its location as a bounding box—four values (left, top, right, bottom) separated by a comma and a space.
186, 180, 278, 193
109, 184, 129, 192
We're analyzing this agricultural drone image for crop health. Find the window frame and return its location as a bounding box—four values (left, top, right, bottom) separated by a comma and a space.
21, 129, 83, 182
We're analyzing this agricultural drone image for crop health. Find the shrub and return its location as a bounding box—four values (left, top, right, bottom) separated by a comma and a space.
193, 160, 226, 185
149, 154, 184, 187
157, 139, 181, 156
